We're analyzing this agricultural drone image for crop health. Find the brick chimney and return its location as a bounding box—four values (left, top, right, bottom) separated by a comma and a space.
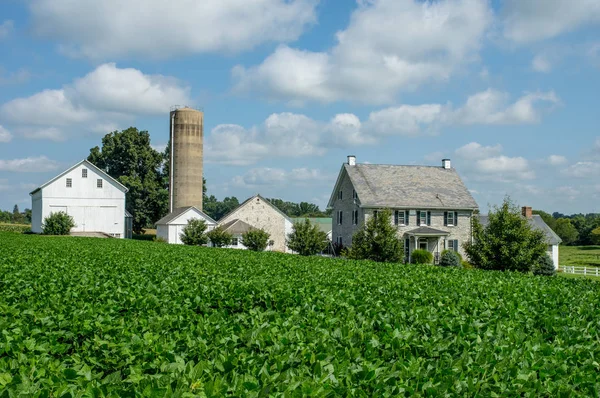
522, 206, 532, 219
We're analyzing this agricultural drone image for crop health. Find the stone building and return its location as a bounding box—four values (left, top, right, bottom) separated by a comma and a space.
218, 195, 293, 253
327, 156, 479, 263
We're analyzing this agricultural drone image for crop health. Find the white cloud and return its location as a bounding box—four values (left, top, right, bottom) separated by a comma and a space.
0, 156, 60, 172
455, 142, 503, 160
29, 0, 317, 59
0, 20, 14, 40
502, 0, 600, 44
0, 63, 191, 140
232, 167, 327, 187
0, 125, 12, 143
562, 162, 600, 178
474, 156, 535, 182
234, 0, 492, 104
365, 104, 447, 136
548, 155, 568, 166
532, 54, 552, 73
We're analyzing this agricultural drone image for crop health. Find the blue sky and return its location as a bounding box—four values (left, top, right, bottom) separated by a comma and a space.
0, 0, 599, 214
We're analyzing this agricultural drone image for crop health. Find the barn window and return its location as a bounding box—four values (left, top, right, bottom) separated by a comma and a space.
97, 179, 103, 188
66, 178, 72, 188
82, 169, 88, 178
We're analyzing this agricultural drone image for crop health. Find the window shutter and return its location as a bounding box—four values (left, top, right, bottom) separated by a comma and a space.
340, 211, 343, 225
394, 210, 398, 225
405, 211, 409, 225
455, 212, 458, 226
427, 211, 431, 226
444, 212, 448, 226
455, 240, 459, 253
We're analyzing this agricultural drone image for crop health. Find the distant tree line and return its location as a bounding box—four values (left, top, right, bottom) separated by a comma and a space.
533, 210, 600, 245
0, 205, 31, 225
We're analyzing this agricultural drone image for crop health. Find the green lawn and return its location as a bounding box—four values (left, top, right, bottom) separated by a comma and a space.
560, 245, 600, 268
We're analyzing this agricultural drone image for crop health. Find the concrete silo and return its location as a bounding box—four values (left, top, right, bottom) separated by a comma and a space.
169, 106, 204, 212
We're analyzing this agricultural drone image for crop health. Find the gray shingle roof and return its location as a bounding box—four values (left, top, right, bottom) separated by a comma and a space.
342, 164, 478, 209
406, 226, 450, 236
477, 215, 562, 245
155, 206, 216, 226
219, 219, 255, 235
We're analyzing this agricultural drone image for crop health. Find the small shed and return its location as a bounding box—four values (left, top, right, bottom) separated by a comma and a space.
155, 206, 216, 244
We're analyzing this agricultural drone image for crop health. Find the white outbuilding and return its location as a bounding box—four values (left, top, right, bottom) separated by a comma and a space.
30, 159, 128, 237
155, 206, 217, 244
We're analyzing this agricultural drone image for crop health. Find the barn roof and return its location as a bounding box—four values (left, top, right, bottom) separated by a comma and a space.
30, 159, 128, 195
155, 206, 216, 226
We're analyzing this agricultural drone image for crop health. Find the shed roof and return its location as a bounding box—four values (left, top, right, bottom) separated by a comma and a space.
155, 206, 216, 226
477, 214, 562, 245
219, 219, 255, 235
328, 163, 478, 210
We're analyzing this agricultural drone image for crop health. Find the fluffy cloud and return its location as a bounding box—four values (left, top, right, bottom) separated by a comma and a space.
0, 125, 12, 143
232, 167, 327, 187
234, 0, 492, 104
207, 89, 558, 165
0, 156, 60, 172
29, 0, 317, 59
474, 156, 535, 181
547, 155, 568, 166
0, 63, 191, 140
502, 0, 600, 44
455, 142, 503, 160
0, 20, 13, 40
562, 162, 600, 178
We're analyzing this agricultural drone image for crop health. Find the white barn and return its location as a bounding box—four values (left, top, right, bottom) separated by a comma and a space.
30, 159, 128, 237
155, 206, 217, 244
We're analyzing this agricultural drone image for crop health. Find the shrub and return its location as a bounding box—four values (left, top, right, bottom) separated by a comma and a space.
533, 253, 556, 276
287, 219, 328, 256
411, 249, 433, 264
241, 229, 270, 252
465, 197, 547, 273
207, 226, 233, 248
462, 261, 474, 269
153, 236, 167, 243
347, 209, 403, 263
42, 212, 75, 235
440, 250, 461, 267
180, 219, 208, 246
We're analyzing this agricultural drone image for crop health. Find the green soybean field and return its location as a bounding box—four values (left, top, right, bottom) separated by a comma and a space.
1, 232, 600, 397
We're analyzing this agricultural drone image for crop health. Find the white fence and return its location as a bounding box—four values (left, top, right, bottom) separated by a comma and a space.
561, 266, 600, 277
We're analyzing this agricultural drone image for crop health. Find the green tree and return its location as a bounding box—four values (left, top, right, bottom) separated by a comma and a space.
591, 227, 600, 245
206, 226, 233, 248
88, 127, 168, 234
533, 253, 556, 276
241, 229, 270, 252
180, 219, 208, 246
465, 197, 547, 272
287, 218, 328, 256
42, 211, 75, 235
554, 218, 579, 245
439, 250, 461, 267
347, 209, 403, 263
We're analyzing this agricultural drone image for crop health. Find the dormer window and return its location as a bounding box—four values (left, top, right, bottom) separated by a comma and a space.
82, 169, 88, 178
66, 178, 72, 188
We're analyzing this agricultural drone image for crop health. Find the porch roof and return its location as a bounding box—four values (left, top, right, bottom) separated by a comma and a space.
406, 226, 449, 236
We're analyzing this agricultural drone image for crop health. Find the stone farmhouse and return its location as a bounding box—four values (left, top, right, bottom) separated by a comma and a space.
328, 156, 478, 263
218, 194, 293, 253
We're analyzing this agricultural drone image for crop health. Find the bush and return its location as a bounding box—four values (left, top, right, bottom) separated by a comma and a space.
42, 212, 75, 235
241, 229, 270, 252
180, 219, 209, 246
287, 219, 328, 256
533, 254, 556, 276
465, 197, 547, 273
153, 236, 167, 243
440, 250, 461, 267
207, 226, 233, 248
411, 249, 433, 264
347, 209, 403, 263
462, 261, 474, 269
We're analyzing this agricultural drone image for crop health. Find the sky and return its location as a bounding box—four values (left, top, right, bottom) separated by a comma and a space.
0, 0, 599, 214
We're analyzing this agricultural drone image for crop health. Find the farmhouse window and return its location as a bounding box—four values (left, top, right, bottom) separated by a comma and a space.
447, 239, 459, 252
338, 190, 343, 200
337, 210, 343, 225
66, 178, 72, 188
353, 189, 358, 201
352, 210, 358, 225
395, 210, 408, 226
97, 179, 103, 188
444, 211, 458, 226
232, 238, 238, 246
82, 169, 88, 178
418, 211, 431, 226
373, 210, 379, 220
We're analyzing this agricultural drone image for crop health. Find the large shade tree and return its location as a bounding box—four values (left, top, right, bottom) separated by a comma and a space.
88, 127, 168, 233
